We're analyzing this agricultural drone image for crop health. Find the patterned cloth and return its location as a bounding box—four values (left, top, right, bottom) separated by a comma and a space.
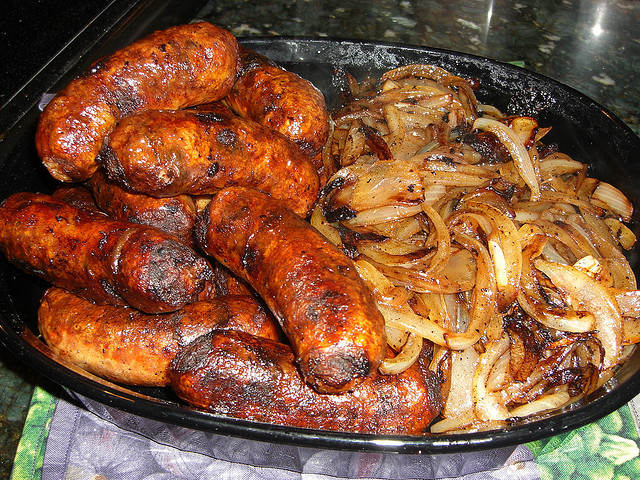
10, 385, 640, 480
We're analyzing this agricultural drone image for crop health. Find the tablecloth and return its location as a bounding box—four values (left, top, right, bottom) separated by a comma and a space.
9, 383, 640, 480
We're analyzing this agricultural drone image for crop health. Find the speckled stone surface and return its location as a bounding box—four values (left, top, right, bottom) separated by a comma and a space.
1, 0, 639, 474
198, 0, 640, 135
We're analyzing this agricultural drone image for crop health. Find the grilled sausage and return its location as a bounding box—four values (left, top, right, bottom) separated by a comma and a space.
224, 46, 330, 160
52, 184, 100, 211
36, 22, 240, 182
99, 104, 319, 217
87, 169, 197, 245
0, 192, 212, 313
194, 186, 386, 393
170, 330, 441, 434
207, 261, 255, 298
39, 288, 282, 386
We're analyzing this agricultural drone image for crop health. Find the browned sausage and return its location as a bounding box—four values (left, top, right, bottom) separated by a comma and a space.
36, 22, 240, 182
99, 104, 319, 217
224, 46, 330, 160
170, 330, 441, 434
86, 169, 197, 245
194, 186, 386, 394
206, 261, 256, 298
52, 184, 100, 211
0, 192, 212, 313
39, 288, 282, 386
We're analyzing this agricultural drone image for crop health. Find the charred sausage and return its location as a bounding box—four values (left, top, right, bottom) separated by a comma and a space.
87, 169, 197, 245
194, 186, 386, 393
39, 288, 282, 386
224, 46, 330, 160
99, 104, 319, 217
0, 192, 212, 313
170, 330, 441, 434
206, 261, 255, 298
52, 184, 100, 211
36, 22, 240, 182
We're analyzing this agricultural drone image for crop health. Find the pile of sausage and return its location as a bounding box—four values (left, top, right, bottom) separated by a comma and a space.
0, 22, 441, 435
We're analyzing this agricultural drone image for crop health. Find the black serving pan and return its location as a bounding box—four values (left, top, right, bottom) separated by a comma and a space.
1, 6, 640, 456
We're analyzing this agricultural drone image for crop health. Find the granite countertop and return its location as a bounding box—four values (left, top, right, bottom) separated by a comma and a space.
200, 0, 640, 136
1, 0, 639, 477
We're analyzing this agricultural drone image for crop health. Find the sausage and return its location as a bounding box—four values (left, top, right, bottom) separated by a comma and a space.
207, 261, 255, 298
36, 22, 240, 182
194, 186, 387, 393
39, 288, 282, 386
170, 330, 441, 434
99, 104, 319, 217
52, 184, 100, 211
0, 192, 212, 313
224, 46, 330, 160
86, 169, 197, 245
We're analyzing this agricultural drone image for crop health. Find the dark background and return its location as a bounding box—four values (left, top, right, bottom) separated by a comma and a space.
0, 0, 103, 106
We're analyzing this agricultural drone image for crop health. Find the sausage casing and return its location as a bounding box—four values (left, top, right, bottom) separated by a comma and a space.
170, 330, 441, 434
87, 169, 197, 245
194, 186, 386, 393
0, 192, 212, 313
51, 184, 100, 211
100, 105, 319, 217
36, 22, 240, 182
39, 288, 281, 386
224, 46, 330, 159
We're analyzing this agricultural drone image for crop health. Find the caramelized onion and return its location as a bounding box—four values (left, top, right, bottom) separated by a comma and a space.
379, 333, 423, 374
473, 117, 541, 200
444, 347, 480, 418
318, 63, 640, 434
591, 181, 634, 221
535, 259, 623, 369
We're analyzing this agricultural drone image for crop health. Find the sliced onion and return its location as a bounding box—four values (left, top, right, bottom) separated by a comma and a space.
356, 242, 429, 268
622, 317, 640, 345
309, 206, 342, 247
507, 116, 539, 146
322, 65, 640, 433
423, 184, 448, 206
591, 181, 634, 221
382, 104, 407, 155
444, 346, 480, 418
485, 348, 512, 392
340, 121, 367, 166
539, 153, 586, 179
509, 390, 571, 418
378, 303, 449, 347
517, 230, 596, 332
381, 64, 454, 83
566, 215, 637, 290
604, 217, 637, 250
476, 103, 504, 119
535, 259, 623, 370
344, 204, 423, 227
385, 325, 410, 351
614, 289, 640, 317
473, 117, 541, 201
473, 334, 511, 421
351, 158, 425, 210
354, 258, 413, 307
364, 255, 474, 294
419, 292, 453, 329
430, 410, 477, 434
421, 170, 494, 187
445, 233, 496, 349
420, 203, 452, 274
379, 333, 423, 374
458, 201, 522, 311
